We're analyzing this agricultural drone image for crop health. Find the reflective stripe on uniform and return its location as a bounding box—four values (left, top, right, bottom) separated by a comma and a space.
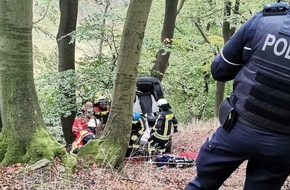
152, 115, 161, 131
80, 130, 88, 136
158, 148, 166, 153
153, 132, 170, 141
164, 113, 173, 137
101, 111, 108, 115
166, 113, 173, 119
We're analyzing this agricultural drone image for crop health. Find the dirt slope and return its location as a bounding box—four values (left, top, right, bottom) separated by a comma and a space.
1, 120, 290, 190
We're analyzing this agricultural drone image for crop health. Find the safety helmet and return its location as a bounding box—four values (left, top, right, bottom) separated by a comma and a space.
97, 96, 107, 103
157, 98, 168, 107
133, 112, 141, 121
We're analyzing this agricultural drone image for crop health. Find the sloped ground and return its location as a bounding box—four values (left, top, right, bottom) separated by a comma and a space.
1, 119, 290, 190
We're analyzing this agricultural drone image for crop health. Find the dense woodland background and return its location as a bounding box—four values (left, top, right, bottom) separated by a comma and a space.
0, 0, 289, 189
32, 0, 275, 142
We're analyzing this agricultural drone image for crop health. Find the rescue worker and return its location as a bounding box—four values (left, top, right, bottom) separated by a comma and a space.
126, 112, 146, 157
70, 117, 100, 154
148, 98, 178, 156
72, 101, 93, 137
186, 2, 290, 190
93, 96, 110, 126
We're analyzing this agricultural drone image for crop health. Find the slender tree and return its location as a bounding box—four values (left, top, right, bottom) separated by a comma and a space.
0, 0, 67, 166
56, 0, 79, 147
214, 0, 239, 117
151, 0, 179, 81
97, 0, 111, 55
79, 0, 153, 168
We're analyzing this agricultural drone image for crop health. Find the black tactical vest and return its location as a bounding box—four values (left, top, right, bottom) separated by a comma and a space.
232, 9, 290, 134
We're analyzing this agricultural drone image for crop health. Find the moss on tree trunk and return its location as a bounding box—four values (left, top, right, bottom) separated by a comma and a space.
0, 0, 76, 169
0, 127, 70, 166
77, 0, 153, 168
78, 138, 121, 167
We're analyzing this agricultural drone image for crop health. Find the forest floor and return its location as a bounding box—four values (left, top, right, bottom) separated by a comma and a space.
1, 119, 290, 190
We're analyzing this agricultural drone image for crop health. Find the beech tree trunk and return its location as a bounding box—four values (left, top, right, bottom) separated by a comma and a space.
79, 0, 153, 168
56, 0, 78, 147
151, 0, 179, 81
214, 0, 239, 117
0, 0, 66, 166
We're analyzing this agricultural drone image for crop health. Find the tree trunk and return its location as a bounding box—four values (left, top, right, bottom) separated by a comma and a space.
151, 0, 178, 81
214, 0, 232, 117
222, 0, 232, 43
0, 0, 66, 166
56, 0, 78, 147
79, 0, 153, 168
97, 0, 110, 55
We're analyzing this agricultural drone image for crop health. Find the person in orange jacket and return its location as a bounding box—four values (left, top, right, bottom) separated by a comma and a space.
72, 101, 93, 137
70, 117, 101, 154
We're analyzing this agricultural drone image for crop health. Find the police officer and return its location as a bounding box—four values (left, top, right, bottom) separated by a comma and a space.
148, 98, 178, 155
186, 2, 290, 190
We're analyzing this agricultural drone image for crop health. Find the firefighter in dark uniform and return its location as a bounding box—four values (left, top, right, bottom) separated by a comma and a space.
186, 2, 290, 190
126, 112, 146, 157
93, 96, 110, 126
148, 98, 178, 155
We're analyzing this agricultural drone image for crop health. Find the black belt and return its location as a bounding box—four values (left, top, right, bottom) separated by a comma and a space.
237, 116, 288, 135
236, 116, 257, 128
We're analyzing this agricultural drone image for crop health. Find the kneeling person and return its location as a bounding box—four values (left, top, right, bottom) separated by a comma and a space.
148, 98, 178, 155
126, 112, 146, 157
70, 117, 101, 154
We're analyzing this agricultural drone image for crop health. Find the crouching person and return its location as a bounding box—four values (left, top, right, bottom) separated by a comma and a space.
70, 117, 101, 154
72, 101, 94, 137
148, 98, 178, 156
126, 112, 146, 157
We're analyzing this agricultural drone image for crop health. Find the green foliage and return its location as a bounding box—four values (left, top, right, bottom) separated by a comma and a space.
35, 69, 77, 125
34, 0, 275, 128
138, 0, 273, 122
76, 54, 115, 101
34, 53, 115, 129
33, 0, 125, 129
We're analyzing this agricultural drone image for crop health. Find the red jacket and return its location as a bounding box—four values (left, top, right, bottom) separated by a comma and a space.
93, 106, 110, 124
72, 117, 89, 136
71, 129, 95, 154
93, 106, 110, 115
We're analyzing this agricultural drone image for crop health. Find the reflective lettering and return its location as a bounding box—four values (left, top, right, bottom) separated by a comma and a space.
285, 45, 290, 59
262, 34, 290, 60
274, 38, 287, 56
262, 34, 276, 51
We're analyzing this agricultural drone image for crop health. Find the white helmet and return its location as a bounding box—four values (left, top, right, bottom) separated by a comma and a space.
87, 118, 101, 128
97, 96, 106, 103
157, 98, 168, 107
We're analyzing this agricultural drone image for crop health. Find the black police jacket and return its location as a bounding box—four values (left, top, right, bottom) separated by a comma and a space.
212, 3, 290, 134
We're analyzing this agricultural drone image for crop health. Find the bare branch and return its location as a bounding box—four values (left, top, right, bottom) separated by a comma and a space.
193, 22, 210, 44
177, 0, 186, 14
33, 0, 53, 25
